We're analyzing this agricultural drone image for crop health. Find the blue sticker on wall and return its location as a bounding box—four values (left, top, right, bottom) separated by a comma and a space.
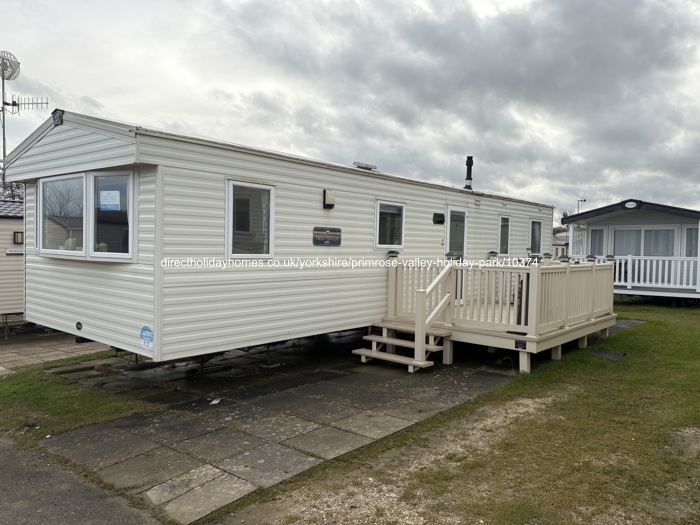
140, 326, 154, 350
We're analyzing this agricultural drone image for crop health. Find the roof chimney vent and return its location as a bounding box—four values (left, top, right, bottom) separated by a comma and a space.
464, 156, 474, 190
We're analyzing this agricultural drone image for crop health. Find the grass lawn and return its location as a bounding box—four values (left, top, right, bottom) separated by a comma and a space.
0, 351, 162, 448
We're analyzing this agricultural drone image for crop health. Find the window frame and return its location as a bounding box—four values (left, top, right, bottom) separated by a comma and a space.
226, 179, 275, 259
89, 171, 134, 259
37, 171, 134, 260
529, 219, 542, 255
38, 174, 87, 257
611, 225, 680, 257
374, 199, 405, 250
589, 228, 605, 256
498, 216, 510, 256
683, 225, 699, 258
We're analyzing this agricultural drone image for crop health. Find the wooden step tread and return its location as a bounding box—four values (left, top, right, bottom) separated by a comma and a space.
363, 335, 443, 352
373, 320, 452, 338
352, 348, 434, 368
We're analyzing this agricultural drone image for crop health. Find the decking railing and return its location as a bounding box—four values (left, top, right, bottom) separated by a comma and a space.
388, 259, 615, 352
613, 256, 699, 290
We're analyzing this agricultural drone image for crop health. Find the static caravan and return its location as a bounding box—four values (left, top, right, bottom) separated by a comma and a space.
5, 109, 614, 373
0, 200, 24, 332
563, 199, 700, 299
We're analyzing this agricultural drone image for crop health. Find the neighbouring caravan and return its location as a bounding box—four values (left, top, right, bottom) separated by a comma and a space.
0, 200, 24, 325
563, 199, 700, 299
7, 109, 605, 372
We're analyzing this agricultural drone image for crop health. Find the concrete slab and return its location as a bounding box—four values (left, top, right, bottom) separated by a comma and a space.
43, 426, 160, 470
331, 410, 414, 439
143, 464, 228, 506
373, 398, 445, 421
98, 446, 204, 494
231, 408, 322, 443
216, 442, 321, 487
125, 412, 227, 445
283, 395, 360, 424
161, 473, 257, 523
172, 427, 264, 462
282, 426, 374, 459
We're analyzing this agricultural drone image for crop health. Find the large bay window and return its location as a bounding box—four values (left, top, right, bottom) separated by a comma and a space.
227, 180, 274, 257
39, 171, 132, 259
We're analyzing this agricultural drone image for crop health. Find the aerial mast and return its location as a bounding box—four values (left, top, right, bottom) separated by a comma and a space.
0, 50, 49, 189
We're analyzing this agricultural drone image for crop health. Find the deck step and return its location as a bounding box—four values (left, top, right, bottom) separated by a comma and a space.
362, 334, 443, 352
351, 348, 434, 372
373, 320, 452, 338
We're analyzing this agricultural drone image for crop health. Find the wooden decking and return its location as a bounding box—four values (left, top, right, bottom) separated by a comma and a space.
353, 258, 616, 373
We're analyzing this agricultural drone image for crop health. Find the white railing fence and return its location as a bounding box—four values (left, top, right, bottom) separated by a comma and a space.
388, 259, 615, 348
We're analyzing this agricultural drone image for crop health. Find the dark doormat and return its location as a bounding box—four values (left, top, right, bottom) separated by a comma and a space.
592, 348, 627, 361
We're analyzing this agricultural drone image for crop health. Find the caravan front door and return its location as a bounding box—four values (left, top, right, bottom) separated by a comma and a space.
446, 206, 467, 259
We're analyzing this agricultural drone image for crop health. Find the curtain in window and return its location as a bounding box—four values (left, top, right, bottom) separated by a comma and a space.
590, 229, 604, 256
686, 228, 699, 257
499, 217, 509, 254
613, 230, 641, 256
571, 226, 586, 257
643, 229, 674, 256
530, 221, 542, 254
379, 204, 403, 246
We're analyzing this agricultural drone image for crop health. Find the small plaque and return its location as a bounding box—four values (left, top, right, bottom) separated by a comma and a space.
5, 248, 24, 256
514, 340, 527, 350
313, 227, 341, 246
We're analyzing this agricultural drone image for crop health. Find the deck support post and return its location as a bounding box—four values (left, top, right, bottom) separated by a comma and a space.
551, 344, 562, 361
578, 335, 588, 348
442, 338, 453, 365
600, 327, 609, 338
519, 351, 531, 373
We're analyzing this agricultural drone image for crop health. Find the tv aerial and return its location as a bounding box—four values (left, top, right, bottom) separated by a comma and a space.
1, 50, 49, 187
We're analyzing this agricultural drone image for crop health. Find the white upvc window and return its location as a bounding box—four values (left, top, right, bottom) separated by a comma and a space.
590, 228, 605, 256
38, 171, 133, 260
498, 216, 510, 255
612, 226, 679, 257
683, 226, 699, 257
529, 220, 542, 254
375, 200, 405, 249
226, 180, 275, 258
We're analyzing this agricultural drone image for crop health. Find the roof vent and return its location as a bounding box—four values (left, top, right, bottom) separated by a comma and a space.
353, 161, 377, 171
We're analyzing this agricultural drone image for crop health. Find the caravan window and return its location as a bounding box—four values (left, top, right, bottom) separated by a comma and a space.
613, 230, 641, 256
41, 176, 85, 253
375, 201, 404, 249
227, 181, 274, 258
93, 174, 131, 256
590, 229, 605, 256
499, 216, 510, 255
686, 228, 698, 257
39, 171, 132, 259
530, 220, 542, 254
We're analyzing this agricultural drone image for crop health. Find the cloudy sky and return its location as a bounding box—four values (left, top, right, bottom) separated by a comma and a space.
2, 0, 700, 218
